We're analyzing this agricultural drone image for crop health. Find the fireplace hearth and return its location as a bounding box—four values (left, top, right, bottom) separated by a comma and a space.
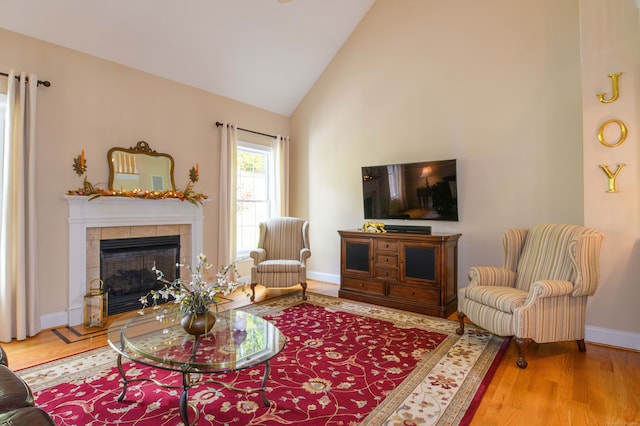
101, 235, 180, 315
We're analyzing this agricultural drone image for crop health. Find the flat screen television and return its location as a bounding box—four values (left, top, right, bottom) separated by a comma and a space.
361, 159, 458, 221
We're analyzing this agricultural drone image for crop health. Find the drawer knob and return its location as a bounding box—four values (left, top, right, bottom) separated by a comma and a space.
360, 283, 364, 287
410, 291, 415, 296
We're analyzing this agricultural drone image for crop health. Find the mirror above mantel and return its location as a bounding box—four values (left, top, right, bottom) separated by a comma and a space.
108, 141, 176, 192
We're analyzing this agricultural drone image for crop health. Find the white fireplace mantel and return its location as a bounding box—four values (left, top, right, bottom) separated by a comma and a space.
66, 196, 205, 326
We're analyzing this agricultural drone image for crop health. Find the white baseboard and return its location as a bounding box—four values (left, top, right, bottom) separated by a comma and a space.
40, 311, 69, 330
308, 271, 339, 284
585, 325, 640, 351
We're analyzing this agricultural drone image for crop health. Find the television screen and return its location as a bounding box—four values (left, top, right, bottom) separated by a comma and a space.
361, 159, 458, 221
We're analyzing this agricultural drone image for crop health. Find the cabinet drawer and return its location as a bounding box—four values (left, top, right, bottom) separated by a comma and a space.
343, 277, 385, 296
375, 253, 398, 266
376, 267, 398, 281
389, 284, 439, 304
375, 240, 398, 252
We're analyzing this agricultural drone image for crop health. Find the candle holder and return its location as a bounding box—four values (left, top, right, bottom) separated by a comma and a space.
72, 152, 87, 176
189, 164, 199, 183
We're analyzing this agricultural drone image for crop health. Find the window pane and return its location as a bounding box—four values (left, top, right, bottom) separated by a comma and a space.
238, 151, 268, 201
237, 201, 256, 250
238, 172, 268, 201
239, 151, 266, 174
236, 200, 269, 251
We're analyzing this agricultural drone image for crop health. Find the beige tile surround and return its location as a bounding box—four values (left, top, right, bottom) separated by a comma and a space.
85, 224, 192, 290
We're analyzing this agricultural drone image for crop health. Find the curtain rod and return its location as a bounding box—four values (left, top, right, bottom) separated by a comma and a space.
0, 72, 51, 87
215, 121, 275, 139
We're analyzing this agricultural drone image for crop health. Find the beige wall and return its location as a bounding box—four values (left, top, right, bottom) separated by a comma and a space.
580, 0, 640, 337
291, 0, 584, 277
290, 0, 639, 345
0, 28, 288, 319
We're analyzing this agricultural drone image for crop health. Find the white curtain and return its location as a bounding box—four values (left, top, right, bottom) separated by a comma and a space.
274, 135, 289, 217
0, 70, 40, 342
218, 122, 237, 268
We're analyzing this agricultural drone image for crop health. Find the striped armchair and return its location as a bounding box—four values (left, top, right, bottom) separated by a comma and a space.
456, 224, 603, 368
249, 217, 311, 302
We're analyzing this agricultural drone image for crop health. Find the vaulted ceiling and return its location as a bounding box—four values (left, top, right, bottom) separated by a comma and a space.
0, 0, 375, 116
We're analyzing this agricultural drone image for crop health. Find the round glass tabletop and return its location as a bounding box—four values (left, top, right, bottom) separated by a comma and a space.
107, 307, 285, 373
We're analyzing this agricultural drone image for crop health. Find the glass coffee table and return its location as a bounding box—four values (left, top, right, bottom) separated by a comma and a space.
107, 308, 285, 426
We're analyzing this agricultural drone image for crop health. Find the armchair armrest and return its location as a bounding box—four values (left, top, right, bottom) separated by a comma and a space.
468, 266, 517, 288
300, 248, 311, 264
249, 248, 266, 265
527, 280, 573, 300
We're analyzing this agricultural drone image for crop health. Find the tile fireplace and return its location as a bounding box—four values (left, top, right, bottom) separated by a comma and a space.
66, 196, 205, 326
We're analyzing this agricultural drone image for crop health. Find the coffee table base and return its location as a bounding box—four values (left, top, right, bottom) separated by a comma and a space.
115, 354, 273, 426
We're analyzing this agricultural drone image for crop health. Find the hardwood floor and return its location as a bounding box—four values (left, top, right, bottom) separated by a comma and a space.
3, 280, 639, 425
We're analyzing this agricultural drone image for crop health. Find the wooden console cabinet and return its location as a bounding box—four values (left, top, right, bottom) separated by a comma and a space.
338, 230, 461, 318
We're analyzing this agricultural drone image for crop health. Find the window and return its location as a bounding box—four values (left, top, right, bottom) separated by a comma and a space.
236, 142, 274, 256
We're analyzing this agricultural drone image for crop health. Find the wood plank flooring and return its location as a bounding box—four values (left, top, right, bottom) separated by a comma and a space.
2, 280, 639, 425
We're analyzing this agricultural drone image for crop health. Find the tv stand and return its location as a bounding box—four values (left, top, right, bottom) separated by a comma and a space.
338, 230, 461, 318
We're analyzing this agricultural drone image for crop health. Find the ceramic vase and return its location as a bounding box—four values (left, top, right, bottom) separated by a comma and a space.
181, 310, 216, 335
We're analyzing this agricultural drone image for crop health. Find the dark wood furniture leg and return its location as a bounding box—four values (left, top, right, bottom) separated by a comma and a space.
455, 312, 465, 335
577, 339, 587, 352
515, 337, 532, 369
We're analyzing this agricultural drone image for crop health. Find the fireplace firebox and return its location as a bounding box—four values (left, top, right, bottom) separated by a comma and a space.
100, 235, 180, 315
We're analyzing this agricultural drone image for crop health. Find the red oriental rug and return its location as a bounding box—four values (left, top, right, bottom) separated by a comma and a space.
19, 293, 507, 425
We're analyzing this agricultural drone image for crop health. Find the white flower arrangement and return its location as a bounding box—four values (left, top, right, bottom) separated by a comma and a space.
140, 253, 246, 314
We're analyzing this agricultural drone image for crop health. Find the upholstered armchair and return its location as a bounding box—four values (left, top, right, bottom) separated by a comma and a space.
456, 224, 603, 368
249, 217, 311, 302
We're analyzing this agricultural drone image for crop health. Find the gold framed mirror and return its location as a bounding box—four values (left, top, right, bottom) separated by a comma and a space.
107, 141, 176, 192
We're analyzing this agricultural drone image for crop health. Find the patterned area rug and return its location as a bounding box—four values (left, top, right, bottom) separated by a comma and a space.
18, 293, 507, 425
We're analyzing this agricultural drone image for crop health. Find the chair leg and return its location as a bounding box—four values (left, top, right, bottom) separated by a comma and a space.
515, 337, 531, 369
576, 339, 587, 352
455, 312, 466, 335
250, 283, 257, 302
301, 282, 308, 300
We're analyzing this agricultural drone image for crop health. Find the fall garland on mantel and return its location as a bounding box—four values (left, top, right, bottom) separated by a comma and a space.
66, 151, 208, 205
